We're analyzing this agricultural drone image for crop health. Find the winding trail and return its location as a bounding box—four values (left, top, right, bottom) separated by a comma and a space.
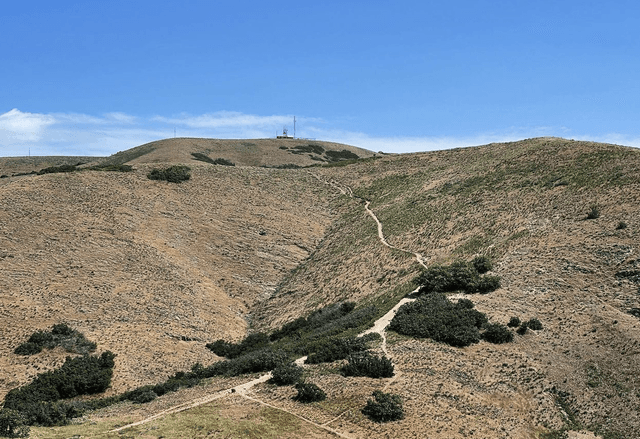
109, 173, 423, 437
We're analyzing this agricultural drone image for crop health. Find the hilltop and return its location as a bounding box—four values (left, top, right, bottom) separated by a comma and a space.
1, 137, 639, 438
97, 137, 376, 168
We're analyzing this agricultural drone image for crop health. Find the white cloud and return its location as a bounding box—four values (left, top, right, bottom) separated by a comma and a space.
152, 111, 296, 129
0, 108, 638, 157
0, 108, 56, 141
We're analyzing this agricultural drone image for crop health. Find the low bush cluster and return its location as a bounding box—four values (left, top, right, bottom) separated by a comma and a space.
212, 158, 235, 166
269, 363, 304, 386
0, 409, 29, 438
290, 144, 325, 155
3, 352, 115, 426
325, 150, 360, 161
270, 302, 356, 342
341, 352, 394, 378
293, 382, 326, 403
481, 323, 514, 344
361, 391, 404, 423
206, 302, 374, 364
305, 336, 369, 364
206, 332, 270, 358
414, 259, 500, 296
14, 323, 97, 356
88, 164, 133, 172
190, 152, 216, 164
147, 165, 191, 183
37, 164, 80, 175
389, 294, 488, 347
507, 316, 521, 328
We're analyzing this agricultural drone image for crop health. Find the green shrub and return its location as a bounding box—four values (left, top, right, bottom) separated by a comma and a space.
389, 294, 487, 347
361, 391, 404, 423
88, 164, 133, 172
37, 164, 78, 175
586, 205, 600, 219
190, 152, 216, 164
290, 144, 325, 155
516, 323, 529, 335
507, 317, 521, 328
526, 318, 543, 330
14, 324, 96, 356
212, 158, 235, 166
414, 260, 500, 296
482, 323, 514, 344
3, 351, 115, 426
341, 352, 394, 378
472, 255, 493, 274
325, 150, 359, 161
123, 386, 158, 404
270, 363, 304, 386
293, 382, 326, 403
305, 336, 369, 364
0, 409, 30, 438
147, 165, 191, 183
206, 332, 270, 358
616, 221, 627, 230
13, 342, 43, 356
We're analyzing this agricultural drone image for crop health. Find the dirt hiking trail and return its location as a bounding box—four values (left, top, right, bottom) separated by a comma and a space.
109, 175, 422, 437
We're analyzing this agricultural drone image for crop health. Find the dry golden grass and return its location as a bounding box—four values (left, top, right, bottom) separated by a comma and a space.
3, 137, 640, 438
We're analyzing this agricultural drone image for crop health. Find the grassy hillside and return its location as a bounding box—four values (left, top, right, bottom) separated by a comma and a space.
2, 137, 640, 438
253, 137, 640, 437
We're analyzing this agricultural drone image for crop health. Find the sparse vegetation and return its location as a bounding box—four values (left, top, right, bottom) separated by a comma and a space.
147, 165, 191, 183
616, 221, 627, 230
361, 390, 404, 423
293, 382, 326, 403
14, 323, 96, 356
586, 205, 601, 219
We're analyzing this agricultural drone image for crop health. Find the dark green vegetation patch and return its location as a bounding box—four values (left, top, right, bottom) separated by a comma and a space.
2, 352, 115, 427
147, 165, 191, 183
14, 323, 96, 356
389, 294, 489, 347
361, 391, 404, 423
341, 352, 394, 378
414, 258, 501, 296
293, 382, 326, 403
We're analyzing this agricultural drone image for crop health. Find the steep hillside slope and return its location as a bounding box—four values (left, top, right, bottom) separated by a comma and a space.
4, 137, 640, 439
99, 137, 375, 168
254, 138, 640, 437
0, 163, 340, 400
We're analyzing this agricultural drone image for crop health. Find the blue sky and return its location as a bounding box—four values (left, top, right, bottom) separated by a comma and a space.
1, 0, 639, 156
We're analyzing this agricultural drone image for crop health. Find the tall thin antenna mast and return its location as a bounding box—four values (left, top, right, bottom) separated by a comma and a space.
294, 116, 296, 139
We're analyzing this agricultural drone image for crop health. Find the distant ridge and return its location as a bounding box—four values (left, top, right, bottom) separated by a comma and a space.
99, 137, 376, 168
